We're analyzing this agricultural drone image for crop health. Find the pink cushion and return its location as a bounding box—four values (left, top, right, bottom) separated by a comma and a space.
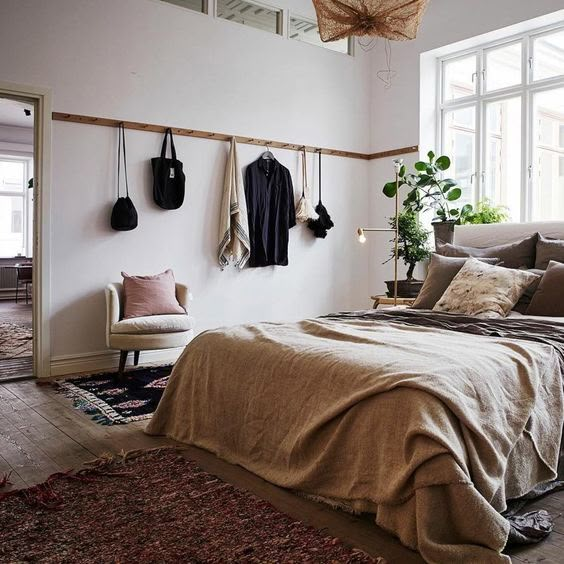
121, 269, 185, 319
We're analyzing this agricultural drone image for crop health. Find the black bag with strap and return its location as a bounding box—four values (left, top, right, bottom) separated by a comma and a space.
111, 123, 138, 231
152, 128, 185, 210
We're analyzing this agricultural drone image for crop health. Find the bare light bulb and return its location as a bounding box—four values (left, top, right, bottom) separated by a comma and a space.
357, 228, 367, 244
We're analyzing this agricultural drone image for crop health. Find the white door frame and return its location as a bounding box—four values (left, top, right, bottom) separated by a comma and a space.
0, 81, 52, 379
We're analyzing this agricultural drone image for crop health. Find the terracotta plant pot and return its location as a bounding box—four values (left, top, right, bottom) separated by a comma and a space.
432, 220, 457, 247
385, 279, 424, 299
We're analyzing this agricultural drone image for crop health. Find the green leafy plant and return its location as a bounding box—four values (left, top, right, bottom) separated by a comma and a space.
383, 151, 472, 223
385, 210, 431, 280
460, 199, 509, 225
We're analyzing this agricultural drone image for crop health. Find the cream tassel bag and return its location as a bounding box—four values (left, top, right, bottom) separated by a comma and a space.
295, 147, 316, 223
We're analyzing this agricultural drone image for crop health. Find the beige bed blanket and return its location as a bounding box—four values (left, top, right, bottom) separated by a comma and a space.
146, 317, 564, 563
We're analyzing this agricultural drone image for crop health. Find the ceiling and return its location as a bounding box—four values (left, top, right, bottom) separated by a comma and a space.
0, 98, 34, 129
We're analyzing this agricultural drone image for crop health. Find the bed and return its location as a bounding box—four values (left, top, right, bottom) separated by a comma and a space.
146, 222, 564, 563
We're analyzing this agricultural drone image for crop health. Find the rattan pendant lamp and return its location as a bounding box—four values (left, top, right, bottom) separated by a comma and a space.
312, 0, 429, 43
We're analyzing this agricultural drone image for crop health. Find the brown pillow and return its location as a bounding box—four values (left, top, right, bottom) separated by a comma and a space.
433, 259, 539, 319
412, 254, 500, 310
436, 233, 537, 269
513, 268, 544, 313
535, 233, 564, 270
122, 269, 185, 319
526, 261, 564, 317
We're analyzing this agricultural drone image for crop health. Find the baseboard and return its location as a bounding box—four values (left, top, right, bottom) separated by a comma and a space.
0, 290, 17, 300
49, 348, 184, 378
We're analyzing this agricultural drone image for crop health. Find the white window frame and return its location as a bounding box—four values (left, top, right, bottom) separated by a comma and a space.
214, 0, 284, 36
0, 155, 33, 258
288, 12, 353, 56
437, 21, 564, 222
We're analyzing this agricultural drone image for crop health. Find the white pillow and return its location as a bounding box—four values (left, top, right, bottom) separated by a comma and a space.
433, 258, 540, 319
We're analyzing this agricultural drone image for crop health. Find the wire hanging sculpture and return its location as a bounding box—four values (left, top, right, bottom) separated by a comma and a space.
376, 39, 397, 89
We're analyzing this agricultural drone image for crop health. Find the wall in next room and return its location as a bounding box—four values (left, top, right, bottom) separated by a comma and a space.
0, 0, 375, 375
0, 125, 33, 156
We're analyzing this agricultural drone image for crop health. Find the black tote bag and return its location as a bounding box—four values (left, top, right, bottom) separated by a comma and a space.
111, 123, 138, 231
152, 128, 186, 210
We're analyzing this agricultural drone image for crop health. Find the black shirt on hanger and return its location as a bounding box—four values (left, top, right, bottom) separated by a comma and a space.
245, 157, 296, 267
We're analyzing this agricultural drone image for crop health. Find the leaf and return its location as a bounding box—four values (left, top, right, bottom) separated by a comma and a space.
446, 187, 462, 201
404, 189, 418, 203
449, 208, 460, 217
399, 165, 406, 177
414, 161, 427, 171
440, 179, 457, 191
461, 204, 473, 215
435, 156, 451, 171
383, 182, 397, 198
416, 175, 432, 187
427, 150, 435, 162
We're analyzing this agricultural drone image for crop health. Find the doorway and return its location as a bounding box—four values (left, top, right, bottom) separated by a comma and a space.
0, 82, 51, 381
0, 98, 34, 380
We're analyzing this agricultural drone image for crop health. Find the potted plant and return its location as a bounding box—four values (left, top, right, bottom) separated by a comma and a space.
382, 151, 472, 246
384, 210, 431, 298
460, 198, 509, 225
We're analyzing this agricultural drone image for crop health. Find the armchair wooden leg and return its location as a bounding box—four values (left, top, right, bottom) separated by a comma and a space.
133, 351, 140, 366
118, 350, 128, 377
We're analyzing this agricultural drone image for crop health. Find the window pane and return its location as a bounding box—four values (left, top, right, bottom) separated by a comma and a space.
289, 16, 349, 54
443, 106, 476, 207
161, 0, 207, 13
485, 43, 522, 92
484, 98, 521, 221
0, 160, 25, 192
533, 29, 564, 81
217, 0, 281, 35
532, 88, 564, 221
443, 55, 477, 102
0, 196, 24, 257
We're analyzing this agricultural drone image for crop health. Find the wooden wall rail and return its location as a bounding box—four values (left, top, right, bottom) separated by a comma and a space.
52, 112, 418, 161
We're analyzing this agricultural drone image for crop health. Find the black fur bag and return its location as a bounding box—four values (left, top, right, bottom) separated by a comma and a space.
307, 151, 334, 238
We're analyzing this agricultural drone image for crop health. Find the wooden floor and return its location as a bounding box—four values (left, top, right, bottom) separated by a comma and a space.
1, 379, 564, 563
0, 301, 32, 327
0, 301, 33, 381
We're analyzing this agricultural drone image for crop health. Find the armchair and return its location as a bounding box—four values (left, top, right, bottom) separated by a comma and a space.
105, 282, 194, 376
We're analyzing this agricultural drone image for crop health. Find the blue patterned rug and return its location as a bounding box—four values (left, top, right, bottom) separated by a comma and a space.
56, 365, 173, 425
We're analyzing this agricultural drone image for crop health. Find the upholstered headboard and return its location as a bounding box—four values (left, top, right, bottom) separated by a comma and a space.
454, 221, 564, 247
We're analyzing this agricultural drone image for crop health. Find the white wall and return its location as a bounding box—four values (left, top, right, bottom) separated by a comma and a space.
0, 0, 374, 373
0, 125, 33, 156
367, 0, 564, 287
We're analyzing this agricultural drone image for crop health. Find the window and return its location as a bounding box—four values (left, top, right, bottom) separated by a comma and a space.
161, 0, 208, 14
0, 158, 32, 257
289, 15, 351, 55
216, 0, 282, 35
439, 25, 564, 222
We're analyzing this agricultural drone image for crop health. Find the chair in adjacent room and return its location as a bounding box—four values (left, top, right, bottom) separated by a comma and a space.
105, 282, 194, 377
15, 263, 32, 304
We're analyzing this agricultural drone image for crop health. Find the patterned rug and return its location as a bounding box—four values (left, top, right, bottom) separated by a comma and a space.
0, 321, 32, 360
0, 448, 379, 563
56, 365, 172, 425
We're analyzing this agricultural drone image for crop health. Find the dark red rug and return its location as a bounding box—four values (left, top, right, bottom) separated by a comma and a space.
0, 448, 380, 563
